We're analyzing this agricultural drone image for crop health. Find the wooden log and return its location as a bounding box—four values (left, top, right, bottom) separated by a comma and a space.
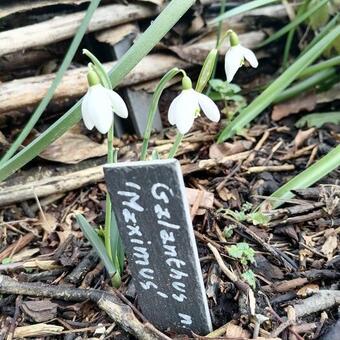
0, 54, 190, 114
0, 0, 90, 19
0, 3, 157, 56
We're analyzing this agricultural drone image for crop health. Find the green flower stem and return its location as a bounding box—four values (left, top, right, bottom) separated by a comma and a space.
274, 68, 336, 103
282, 0, 308, 68
105, 124, 114, 261
264, 145, 340, 209
0, 0, 195, 182
140, 68, 182, 161
168, 133, 184, 159
217, 26, 340, 143
206, 0, 227, 96
298, 56, 340, 79
83, 49, 112, 89
0, 0, 102, 167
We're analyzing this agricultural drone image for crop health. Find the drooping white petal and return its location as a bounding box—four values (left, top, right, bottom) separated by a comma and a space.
224, 45, 243, 83
168, 89, 198, 134
105, 89, 129, 118
85, 85, 113, 134
240, 45, 258, 68
81, 89, 95, 130
196, 92, 220, 122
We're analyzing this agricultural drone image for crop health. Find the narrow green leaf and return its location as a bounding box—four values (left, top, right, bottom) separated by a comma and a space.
209, 0, 279, 25
217, 26, 340, 143
295, 111, 340, 128
0, 0, 102, 166
258, 0, 329, 47
274, 68, 336, 103
298, 56, 340, 78
76, 214, 116, 277
0, 0, 195, 182
264, 145, 340, 209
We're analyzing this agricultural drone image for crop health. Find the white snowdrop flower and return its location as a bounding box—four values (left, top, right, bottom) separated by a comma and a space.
81, 69, 128, 134
168, 76, 220, 134
224, 31, 258, 83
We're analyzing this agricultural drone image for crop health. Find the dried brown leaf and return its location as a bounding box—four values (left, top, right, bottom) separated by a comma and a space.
297, 284, 320, 297
294, 128, 315, 149
39, 130, 107, 164
209, 140, 252, 159
22, 300, 58, 323
272, 92, 316, 121
321, 229, 338, 261
39, 212, 57, 234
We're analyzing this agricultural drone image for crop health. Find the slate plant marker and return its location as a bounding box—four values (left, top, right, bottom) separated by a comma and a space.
104, 159, 212, 334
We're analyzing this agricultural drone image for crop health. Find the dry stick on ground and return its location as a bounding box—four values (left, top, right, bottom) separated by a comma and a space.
292, 290, 340, 318
207, 243, 254, 305
0, 274, 170, 340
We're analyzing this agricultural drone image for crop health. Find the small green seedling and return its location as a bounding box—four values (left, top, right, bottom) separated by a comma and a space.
208, 79, 246, 119
220, 202, 270, 226
1, 257, 12, 265
228, 242, 255, 265
242, 269, 256, 289
223, 226, 234, 239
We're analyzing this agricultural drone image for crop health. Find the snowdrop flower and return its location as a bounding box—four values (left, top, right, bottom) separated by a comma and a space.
224, 31, 258, 83
81, 68, 128, 134
168, 75, 220, 134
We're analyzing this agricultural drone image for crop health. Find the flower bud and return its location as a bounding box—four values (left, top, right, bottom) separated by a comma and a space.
196, 48, 218, 93
182, 75, 193, 90
230, 31, 240, 47
87, 64, 101, 87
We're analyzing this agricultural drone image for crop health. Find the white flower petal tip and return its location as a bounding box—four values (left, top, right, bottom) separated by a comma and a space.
168, 89, 220, 134
224, 44, 258, 82
81, 84, 129, 134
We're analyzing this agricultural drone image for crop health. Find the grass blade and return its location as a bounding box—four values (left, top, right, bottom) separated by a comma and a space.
209, 0, 278, 25
217, 26, 340, 143
258, 0, 329, 47
0, 0, 102, 166
76, 214, 116, 277
0, 0, 195, 182
274, 68, 336, 103
263, 145, 340, 209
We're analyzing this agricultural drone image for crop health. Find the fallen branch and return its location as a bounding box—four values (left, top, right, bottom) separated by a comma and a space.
0, 3, 157, 56
0, 274, 170, 340
0, 54, 189, 114
292, 290, 340, 318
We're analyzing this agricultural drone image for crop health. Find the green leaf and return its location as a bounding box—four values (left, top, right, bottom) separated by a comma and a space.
263, 145, 340, 209
228, 243, 255, 265
217, 26, 340, 143
0, 0, 196, 182
76, 214, 116, 278
258, 0, 329, 47
242, 269, 256, 289
110, 212, 124, 273
248, 211, 270, 225
1, 258, 12, 265
0, 0, 102, 166
223, 226, 234, 239
209, 0, 279, 25
295, 111, 340, 128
